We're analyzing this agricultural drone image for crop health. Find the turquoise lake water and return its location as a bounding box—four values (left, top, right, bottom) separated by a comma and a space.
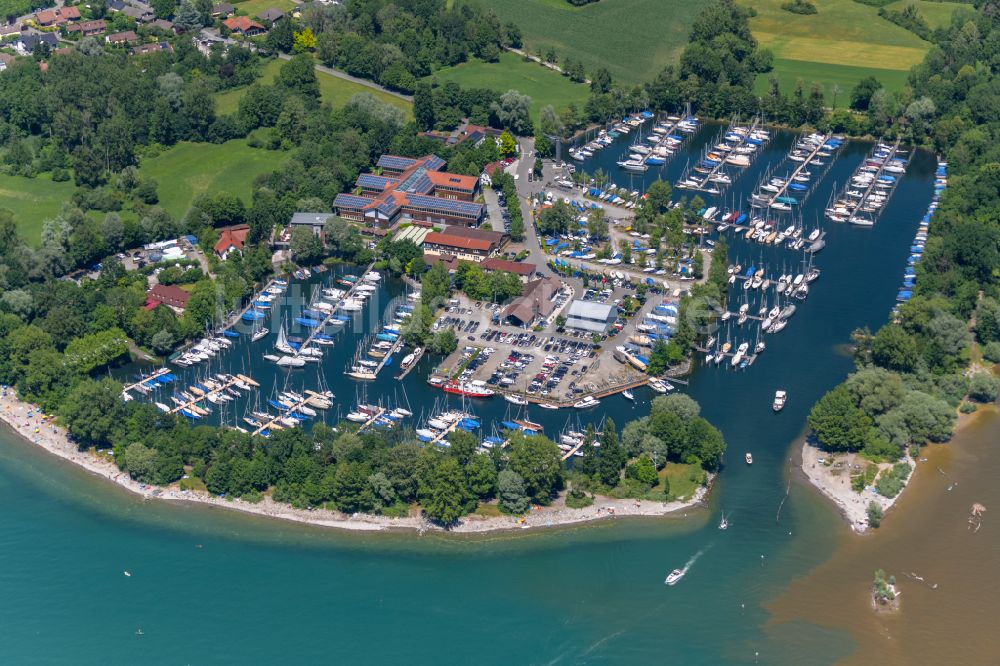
0, 127, 935, 664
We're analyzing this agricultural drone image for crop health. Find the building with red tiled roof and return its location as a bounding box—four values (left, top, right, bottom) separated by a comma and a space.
223, 15, 265, 35
66, 19, 107, 36
213, 224, 250, 259
333, 154, 484, 229
146, 284, 191, 313
423, 231, 500, 263
481, 257, 536, 280
35, 6, 80, 25
503, 277, 563, 327
106, 30, 139, 44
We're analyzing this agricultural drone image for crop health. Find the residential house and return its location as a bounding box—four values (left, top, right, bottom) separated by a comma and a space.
149, 18, 174, 32
146, 284, 191, 313
16, 32, 59, 56
106, 30, 139, 44
211, 2, 235, 16
66, 20, 107, 37
222, 16, 266, 36
108, 0, 155, 22
194, 33, 226, 55
256, 7, 284, 22
34, 6, 80, 26
0, 53, 13, 72
213, 224, 251, 259
132, 41, 173, 55
333, 154, 484, 229
502, 277, 563, 327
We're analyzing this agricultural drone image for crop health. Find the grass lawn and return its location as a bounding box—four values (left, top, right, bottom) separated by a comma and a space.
657, 462, 703, 501
743, 0, 932, 99
231, 0, 295, 19
0, 172, 77, 243
488, 0, 710, 86
426, 52, 590, 122
883, 0, 971, 29
139, 140, 282, 220
215, 59, 412, 118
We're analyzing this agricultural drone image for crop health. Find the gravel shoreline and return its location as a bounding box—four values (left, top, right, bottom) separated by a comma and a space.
0, 389, 709, 534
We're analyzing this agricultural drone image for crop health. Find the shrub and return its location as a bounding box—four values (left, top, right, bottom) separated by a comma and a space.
875, 462, 912, 499
565, 487, 593, 508
959, 401, 978, 414
982, 341, 1000, 363
968, 372, 1000, 403
867, 501, 883, 528
782, 0, 818, 13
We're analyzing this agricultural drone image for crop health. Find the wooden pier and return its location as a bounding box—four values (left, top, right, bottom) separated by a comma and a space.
847, 138, 902, 225
356, 407, 387, 433
250, 393, 313, 436
169, 374, 255, 415
766, 133, 831, 208
295, 260, 377, 356
686, 116, 764, 192
394, 347, 424, 380
123, 367, 171, 395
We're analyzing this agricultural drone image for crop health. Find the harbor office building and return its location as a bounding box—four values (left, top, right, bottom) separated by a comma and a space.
422, 227, 506, 263
565, 300, 617, 333
333, 154, 485, 229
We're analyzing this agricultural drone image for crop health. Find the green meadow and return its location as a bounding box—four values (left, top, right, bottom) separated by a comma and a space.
0, 173, 78, 243
138, 140, 281, 220
216, 59, 413, 118
426, 52, 590, 121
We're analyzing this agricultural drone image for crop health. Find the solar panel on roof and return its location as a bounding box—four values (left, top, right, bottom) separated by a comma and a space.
377, 155, 417, 170
356, 174, 395, 190
334, 193, 374, 208
408, 194, 483, 216
424, 155, 445, 170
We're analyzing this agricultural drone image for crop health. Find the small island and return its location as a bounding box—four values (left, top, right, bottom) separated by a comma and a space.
872, 569, 900, 612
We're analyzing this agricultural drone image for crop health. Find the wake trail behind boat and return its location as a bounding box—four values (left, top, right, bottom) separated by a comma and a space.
666, 544, 713, 585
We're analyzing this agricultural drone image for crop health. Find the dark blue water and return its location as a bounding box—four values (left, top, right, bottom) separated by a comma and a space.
0, 126, 935, 664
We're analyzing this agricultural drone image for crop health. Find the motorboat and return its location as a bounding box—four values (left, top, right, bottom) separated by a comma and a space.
537, 402, 560, 410
573, 396, 600, 409
745, 452, 753, 465
664, 569, 685, 586
622, 389, 634, 401
504, 394, 528, 405
773, 390, 787, 412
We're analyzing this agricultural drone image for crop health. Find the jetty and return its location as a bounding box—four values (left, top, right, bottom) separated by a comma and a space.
122, 368, 172, 396
766, 133, 832, 209
394, 347, 425, 380
169, 374, 256, 415
356, 407, 387, 433
295, 260, 377, 355
250, 392, 314, 436
679, 116, 766, 193
847, 138, 903, 226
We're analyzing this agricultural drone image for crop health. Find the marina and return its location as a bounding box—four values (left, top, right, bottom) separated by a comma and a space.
675, 116, 768, 194
826, 138, 906, 225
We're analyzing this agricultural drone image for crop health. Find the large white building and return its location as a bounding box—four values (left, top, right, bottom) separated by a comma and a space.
565, 300, 616, 333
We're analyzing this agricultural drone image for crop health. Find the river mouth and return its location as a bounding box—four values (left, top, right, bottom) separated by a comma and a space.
767, 406, 1000, 665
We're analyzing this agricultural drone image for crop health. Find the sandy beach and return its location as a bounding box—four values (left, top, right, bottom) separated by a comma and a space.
800, 442, 911, 533
0, 388, 709, 534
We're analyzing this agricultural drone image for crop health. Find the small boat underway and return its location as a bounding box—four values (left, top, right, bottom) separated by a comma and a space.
745, 452, 753, 465
773, 390, 787, 412
719, 512, 728, 530
665, 569, 685, 586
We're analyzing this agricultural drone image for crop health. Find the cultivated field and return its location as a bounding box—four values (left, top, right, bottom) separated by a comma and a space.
489, 0, 710, 86
0, 173, 77, 243
139, 141, 282, 220
427, 52, 590, 121
215, 59, 412, 117
744, 0, 931, 98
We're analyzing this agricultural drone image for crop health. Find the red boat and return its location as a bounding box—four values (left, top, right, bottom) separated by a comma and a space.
442, 381, 495, 398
